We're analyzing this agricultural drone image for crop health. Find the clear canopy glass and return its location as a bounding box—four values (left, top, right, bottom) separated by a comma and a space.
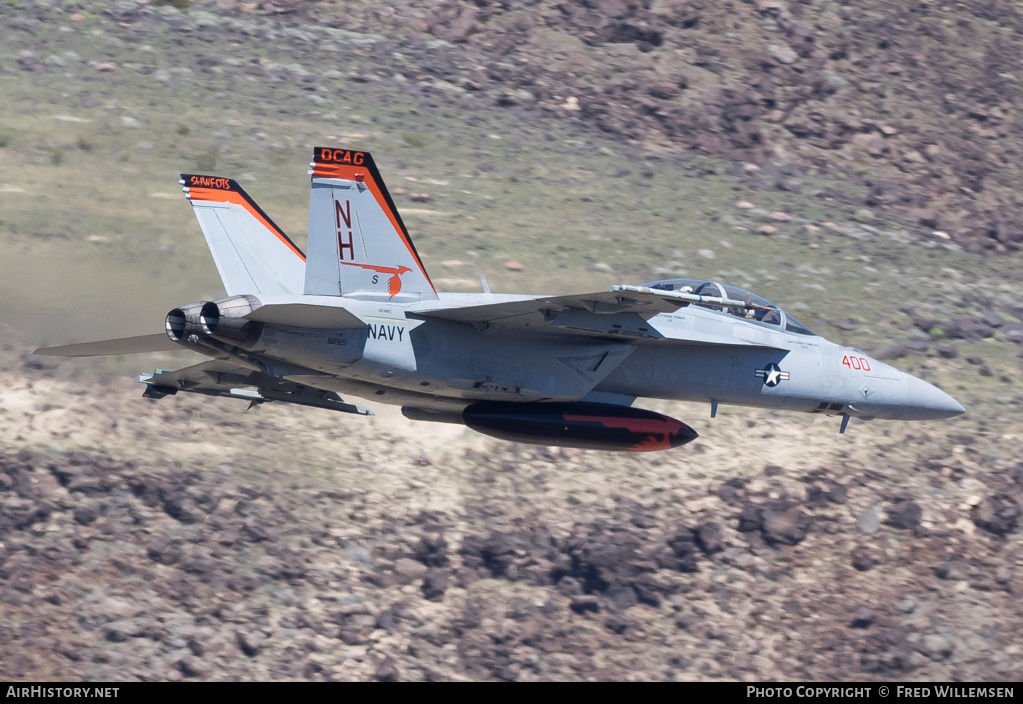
643, 278, 816, 335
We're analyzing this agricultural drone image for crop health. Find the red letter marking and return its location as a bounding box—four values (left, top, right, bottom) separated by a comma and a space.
335, 199, 355, 261
318, 148, 367, 166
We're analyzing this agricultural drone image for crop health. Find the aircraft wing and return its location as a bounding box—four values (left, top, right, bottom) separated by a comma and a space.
417, 285, 781, 346
138, 359, 372, 415
421, 288, 686, 326
35, 334, 181, 357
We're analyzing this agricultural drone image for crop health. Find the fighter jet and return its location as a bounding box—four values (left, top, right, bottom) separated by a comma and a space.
36, 148, 965, 452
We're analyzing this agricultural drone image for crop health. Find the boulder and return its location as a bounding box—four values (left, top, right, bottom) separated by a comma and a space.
393, 557, 428, 580
886, 499, 922, 530
760, 507, 809, 546
421, 567, 449, 601
694, 522, 724, 555
972, 494, 1020, 536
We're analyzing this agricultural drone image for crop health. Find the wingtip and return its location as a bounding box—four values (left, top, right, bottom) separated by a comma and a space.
32, 345, 71, 357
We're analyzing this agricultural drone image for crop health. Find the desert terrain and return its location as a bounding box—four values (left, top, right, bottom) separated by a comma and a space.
0, 0, 1020, 681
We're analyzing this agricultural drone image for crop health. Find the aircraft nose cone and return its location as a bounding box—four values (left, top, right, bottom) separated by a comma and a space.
902, 374, 966, 420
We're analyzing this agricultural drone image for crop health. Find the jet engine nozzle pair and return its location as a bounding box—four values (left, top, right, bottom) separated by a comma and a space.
165, 295, 262, 348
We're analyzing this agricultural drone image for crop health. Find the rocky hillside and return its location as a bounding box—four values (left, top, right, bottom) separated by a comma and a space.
9, 0, 1023, 252
0, 341, 1020, 681
1, 434, 1020, 681
212, 0, 1023, 253
1, 0, 1021, 682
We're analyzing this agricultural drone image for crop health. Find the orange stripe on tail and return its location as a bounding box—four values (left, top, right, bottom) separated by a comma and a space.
310, 150, 435, 294
184, 179, 306, 262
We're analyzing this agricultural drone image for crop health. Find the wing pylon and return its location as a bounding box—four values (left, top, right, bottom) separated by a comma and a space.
138, 360, 372, 416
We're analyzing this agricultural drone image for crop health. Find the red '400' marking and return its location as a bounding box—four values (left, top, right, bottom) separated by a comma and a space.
842, 355, 871, 371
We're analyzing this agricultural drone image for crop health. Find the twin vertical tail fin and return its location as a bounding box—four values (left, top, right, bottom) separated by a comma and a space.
181, 175, 306, 296
181, 150, 436, 302
304, 148, 437, 302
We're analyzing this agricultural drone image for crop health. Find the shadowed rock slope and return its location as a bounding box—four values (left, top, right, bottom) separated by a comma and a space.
194, 0, 1023, 253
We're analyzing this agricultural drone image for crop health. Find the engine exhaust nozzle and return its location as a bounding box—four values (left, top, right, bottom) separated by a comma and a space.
198, 296, 263, 347
165, 302, 206, 342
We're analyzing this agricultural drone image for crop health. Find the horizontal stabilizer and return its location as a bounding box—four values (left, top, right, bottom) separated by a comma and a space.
244, 303, 366, 329
35, 334, 179, 357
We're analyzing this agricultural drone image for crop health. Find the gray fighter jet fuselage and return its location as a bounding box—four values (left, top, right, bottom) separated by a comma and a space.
38, 148, 964, 452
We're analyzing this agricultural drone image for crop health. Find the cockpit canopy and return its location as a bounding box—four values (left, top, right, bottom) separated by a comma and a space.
643, 278, 816, 336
